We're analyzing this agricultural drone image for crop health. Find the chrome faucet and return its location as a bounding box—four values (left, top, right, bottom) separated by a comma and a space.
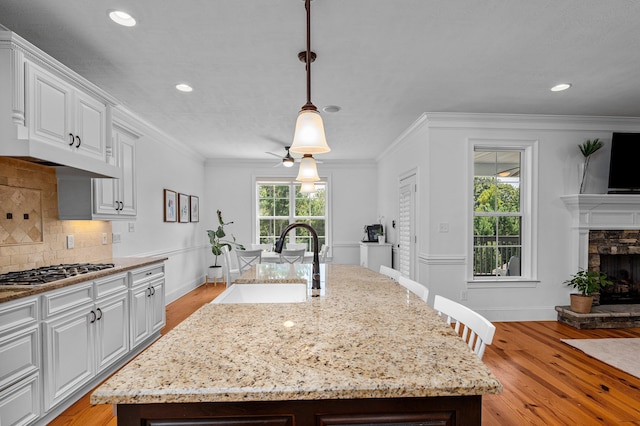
275, 222, 321, 296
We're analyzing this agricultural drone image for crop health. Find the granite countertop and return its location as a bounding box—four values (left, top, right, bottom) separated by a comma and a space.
0, 257, 167, 303
91, 264, 502, 405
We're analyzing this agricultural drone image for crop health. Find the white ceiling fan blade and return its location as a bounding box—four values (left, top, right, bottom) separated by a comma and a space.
265, 151, 282, 158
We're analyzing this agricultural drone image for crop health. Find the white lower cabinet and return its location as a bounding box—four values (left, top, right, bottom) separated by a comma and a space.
130, 265, 165, 348
42, 273, 129, 411
360, 242, 392, 272
0, 262, 164, 425
42, 295, 94, 411
0, 296, 40, 426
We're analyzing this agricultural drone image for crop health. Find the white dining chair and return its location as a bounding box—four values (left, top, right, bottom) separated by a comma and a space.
251, 243, 272, 252
380, 265, 401, 281
286, 243, 307, 251
319, 244, 329, 263
221, 245, 241, 288
433, 295, 496, 360
236, 249, 262, 273
280, 249, 305, 264
398, 276, 428, 302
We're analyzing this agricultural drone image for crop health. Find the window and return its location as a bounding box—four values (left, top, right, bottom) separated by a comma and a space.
471, 140, 537, 282
256, 180, 327, 251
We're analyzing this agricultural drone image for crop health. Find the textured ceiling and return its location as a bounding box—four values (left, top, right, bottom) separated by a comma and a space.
1, 1, 639, 162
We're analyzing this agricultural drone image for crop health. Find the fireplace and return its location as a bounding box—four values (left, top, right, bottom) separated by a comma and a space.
589, 230, 640, 305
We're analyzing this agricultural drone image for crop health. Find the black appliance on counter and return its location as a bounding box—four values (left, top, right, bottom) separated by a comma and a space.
362, 224, 383, 242
0, 263, 115, 286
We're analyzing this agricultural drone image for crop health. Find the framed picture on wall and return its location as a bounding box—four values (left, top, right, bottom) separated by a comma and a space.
178, 193, 190, 223
164, 189, 177, 222
190, 195, 199, 222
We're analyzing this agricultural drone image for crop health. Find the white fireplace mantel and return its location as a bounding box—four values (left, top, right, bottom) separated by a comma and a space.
562, 194, 640, 269
561, 194, 640, 229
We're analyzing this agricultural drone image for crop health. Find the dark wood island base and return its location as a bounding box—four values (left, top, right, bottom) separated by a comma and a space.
115, 395, 481, 425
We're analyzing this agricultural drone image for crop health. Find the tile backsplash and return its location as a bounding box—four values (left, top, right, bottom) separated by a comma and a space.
0, 157, 112, 274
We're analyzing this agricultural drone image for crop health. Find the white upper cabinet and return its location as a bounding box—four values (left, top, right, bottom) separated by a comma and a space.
26, 61, 107, 162
93, 122, 138, 217
0, 30, 121, 178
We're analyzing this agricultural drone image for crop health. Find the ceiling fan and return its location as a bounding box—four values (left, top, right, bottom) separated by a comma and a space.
265, 146, 322, 168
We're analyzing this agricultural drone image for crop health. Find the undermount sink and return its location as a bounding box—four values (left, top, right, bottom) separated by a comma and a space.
211, 283, 308, 304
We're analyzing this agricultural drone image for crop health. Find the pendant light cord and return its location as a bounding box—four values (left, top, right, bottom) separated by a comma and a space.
303, 0, 315, 111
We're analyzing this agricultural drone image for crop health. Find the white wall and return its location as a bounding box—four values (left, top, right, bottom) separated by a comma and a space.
204, 160, 378, 265
110, 108, 207, 304
378, 113, 640, 321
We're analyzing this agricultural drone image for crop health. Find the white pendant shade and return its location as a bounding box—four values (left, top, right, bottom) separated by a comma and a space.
299, 181, 317, 193
290, 110, 330, 155
296, 154, 320, 182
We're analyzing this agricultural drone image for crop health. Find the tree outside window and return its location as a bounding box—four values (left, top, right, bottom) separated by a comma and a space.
473, 150, 522, 277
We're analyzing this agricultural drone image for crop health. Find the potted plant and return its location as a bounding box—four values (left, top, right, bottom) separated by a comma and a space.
206, 210, 244, 280
564, 269, 612, 313
578, 138, 604, 194
376, 227, 385, 244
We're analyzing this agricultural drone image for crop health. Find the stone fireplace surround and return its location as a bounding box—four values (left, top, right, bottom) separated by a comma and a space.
589, 230, 640, 305
559, 195, 640, 328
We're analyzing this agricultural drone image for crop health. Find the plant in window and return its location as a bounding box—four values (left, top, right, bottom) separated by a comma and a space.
578, 138, 604, 194
207, 210, 244, 278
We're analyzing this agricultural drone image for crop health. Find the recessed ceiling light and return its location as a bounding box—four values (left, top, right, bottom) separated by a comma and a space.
175, 83, 193, 93
108, 10, 137, 27
322, 105, 341, 113
550, 83, 572, 92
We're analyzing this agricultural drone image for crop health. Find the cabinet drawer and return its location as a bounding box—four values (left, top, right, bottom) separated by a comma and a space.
42, 281, 93, 319
0, 325, 39, 391
0, 373, 39, 426
130, 265, 164, 286
94, 273, 128, 299
0, 297, 38, 336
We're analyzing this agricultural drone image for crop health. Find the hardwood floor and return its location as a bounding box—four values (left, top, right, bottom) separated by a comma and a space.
482, 321, 640, 425
49, 284, 640, 426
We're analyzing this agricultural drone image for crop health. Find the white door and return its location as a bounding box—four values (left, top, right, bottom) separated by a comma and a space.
398, 173, 416, 279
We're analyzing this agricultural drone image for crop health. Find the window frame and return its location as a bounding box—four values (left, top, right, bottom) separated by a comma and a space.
253, 176, 330, 250
468, 139, 538, 286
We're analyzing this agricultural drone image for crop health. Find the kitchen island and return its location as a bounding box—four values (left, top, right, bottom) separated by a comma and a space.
91, 264, 502, 425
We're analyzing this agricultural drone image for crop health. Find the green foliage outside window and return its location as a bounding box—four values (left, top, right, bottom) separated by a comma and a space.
257, 182, 327, 250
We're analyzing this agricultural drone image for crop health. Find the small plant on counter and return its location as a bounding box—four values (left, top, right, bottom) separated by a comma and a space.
207, 210, 244, 268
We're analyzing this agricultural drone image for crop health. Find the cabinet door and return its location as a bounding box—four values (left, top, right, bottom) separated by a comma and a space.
149, 280, 165, 334
93, 126, 137, 217
359, 244, 368, 267
74, 90, 106, 161
42, 309, 94, 411
130, 285, 151, 348
93, 176, 119, 216
95, 292, 129, 373
0, 373, 40, 426
118, 134, 137, 216
27, 62, 73, 147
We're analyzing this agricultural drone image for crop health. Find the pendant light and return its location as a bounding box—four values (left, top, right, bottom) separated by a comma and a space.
296, 154, 320, 182
299, 181, 317, 194
290, 0, 330, 155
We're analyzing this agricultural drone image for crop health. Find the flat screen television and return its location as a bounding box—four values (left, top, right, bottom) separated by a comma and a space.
608, 132, 640, 193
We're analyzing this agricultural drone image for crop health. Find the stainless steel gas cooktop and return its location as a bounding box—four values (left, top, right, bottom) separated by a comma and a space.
0, 263, 115, 286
